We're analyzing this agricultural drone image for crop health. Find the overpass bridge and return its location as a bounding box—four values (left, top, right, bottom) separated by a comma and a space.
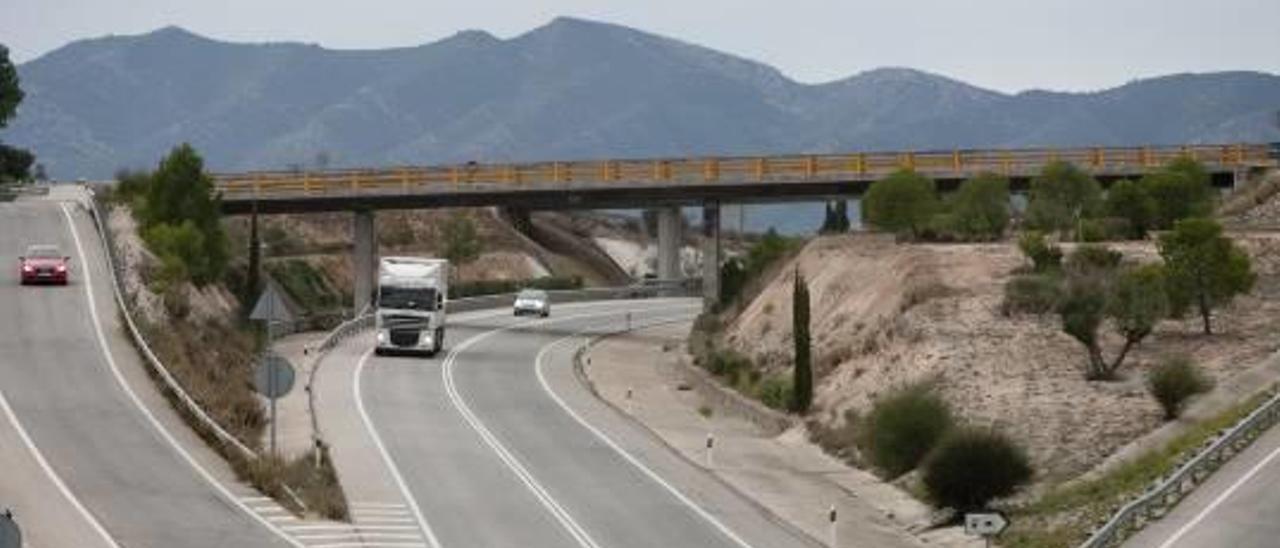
212, 143, 1277, 311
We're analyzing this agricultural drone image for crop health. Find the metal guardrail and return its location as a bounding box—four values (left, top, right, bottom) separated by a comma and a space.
211, 143, 1274, 198
1081, 385, 1280, 547
85, 193, 259, 461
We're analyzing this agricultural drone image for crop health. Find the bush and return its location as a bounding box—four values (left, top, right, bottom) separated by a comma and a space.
756, 374, 794, 410
1106, 179, 1156, 239
859, 383, 954, 478
1065, 244, 1123, 275
1025, 161, 1103, 238
862, 169, 940, 238
949, 173, 1010, 240
1018, 231, 1062, 273
1148, 357, 1213, 420
922, 428, 1032, 512
1143, 157, 1214, 229
266, 259, 341, 314
705, 349, 752, 379
1002, 274, 1061, 315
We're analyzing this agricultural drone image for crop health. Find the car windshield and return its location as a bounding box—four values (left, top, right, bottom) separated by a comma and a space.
379, 286, 437, 311
26, 245, 61, 258
518, 290, 547, 301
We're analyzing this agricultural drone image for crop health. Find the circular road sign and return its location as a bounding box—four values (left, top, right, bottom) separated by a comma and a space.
253, 352, 296, 400
0, 510, 20, 548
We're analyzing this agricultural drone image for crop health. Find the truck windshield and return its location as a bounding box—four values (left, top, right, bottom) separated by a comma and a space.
379, 287, 437, 311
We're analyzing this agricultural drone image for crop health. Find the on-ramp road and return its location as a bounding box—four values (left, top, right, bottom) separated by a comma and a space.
0, 197, 291, 547
352, 299, 822, 548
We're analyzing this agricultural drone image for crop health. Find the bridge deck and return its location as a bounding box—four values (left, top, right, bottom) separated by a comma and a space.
214, 144, 1275, 214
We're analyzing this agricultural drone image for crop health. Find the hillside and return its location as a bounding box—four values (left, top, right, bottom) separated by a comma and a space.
720, 234, 1280, 481
4, 18, 1279, 179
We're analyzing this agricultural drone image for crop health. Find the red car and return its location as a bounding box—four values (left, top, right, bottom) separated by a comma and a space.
19, 244, 70, 285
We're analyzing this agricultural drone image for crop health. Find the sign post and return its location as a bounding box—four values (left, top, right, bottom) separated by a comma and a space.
250, 285, 296, 457
964, 512, 1009, 548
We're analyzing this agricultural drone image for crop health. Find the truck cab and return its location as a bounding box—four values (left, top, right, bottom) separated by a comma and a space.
374, 257, 448, 357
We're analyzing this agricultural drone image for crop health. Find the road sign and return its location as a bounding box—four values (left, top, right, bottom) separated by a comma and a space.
249, 284, 294, 325
253, 352, 295, 399
965, 512, 1009, 536
0, 510, 20, 548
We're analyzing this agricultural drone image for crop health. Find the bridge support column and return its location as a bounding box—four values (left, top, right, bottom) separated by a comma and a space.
702, 201, 721, 310
353, 210, 378, 314
656, 207, 682, 280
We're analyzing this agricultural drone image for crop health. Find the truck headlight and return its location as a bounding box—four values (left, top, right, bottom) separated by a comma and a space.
376, 331, 387, 344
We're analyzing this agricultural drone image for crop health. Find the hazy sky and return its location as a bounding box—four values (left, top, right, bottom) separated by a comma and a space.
5, 0, 1279, 93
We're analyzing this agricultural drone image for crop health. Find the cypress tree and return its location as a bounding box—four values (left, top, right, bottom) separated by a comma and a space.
792, 267, 813, 412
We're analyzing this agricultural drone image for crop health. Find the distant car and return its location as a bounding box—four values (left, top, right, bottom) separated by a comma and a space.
20, 244, 70, 285
513, 289, 550, 317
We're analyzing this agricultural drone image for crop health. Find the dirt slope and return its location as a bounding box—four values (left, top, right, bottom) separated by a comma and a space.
722, 233, 1280, 481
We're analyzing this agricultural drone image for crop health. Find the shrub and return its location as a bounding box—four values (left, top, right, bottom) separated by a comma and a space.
1148, 356, 1213, 420
1143, 157, 1214, 229
862, 169, 940, 238
705, 349, 752, 379
1106, 179, 1156, 239
950, 173, 1010, 240
859, 383, 954, 478
1025, 161, 1103, 238
756, 374, 794, 410
922, 428, 1032, 512
1065, 244, 1123, 275
1018, 231, 1062, 273
1002, 274, 1061, 315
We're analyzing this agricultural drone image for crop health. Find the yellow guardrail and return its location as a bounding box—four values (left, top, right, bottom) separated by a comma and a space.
213, 143, 1273, 198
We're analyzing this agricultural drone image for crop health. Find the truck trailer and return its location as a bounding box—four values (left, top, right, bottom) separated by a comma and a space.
374, 256, 448, 356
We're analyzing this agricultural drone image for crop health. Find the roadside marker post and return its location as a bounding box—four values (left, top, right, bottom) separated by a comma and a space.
625, 386, 634, 414
706, 433, 714, 468
828, 505, 838, 548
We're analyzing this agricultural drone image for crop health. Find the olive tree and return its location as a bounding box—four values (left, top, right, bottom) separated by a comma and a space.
1158, 218, 1255, 335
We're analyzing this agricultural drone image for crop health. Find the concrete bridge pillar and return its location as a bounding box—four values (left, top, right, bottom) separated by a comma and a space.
702, 201, 721, 310
353, 210, 378, 314
656, 207, 682, 280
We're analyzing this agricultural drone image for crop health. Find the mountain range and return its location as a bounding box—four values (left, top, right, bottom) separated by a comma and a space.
3, 17, 1279, 179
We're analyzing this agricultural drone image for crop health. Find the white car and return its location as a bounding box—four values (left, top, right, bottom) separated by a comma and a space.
513, 289, 551, 317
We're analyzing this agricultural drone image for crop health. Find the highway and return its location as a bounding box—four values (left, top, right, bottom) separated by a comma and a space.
1127, 417, 1280, 548
0, 196, 292, 547
344, 299, 820, 548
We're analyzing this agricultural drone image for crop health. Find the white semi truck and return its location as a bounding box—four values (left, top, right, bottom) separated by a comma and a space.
374, 257, 448, 356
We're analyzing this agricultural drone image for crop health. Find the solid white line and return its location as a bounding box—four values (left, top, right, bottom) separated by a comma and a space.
282, 525, 419, 532
0, 377, 120, 547
1156, 439, 1280, 548
353, 348, 444, 548
295, 533, 422, 540
307, 543, 426, 548
440, 313, 611, 548
533, 314, 757, 548
60, 203, 306, 548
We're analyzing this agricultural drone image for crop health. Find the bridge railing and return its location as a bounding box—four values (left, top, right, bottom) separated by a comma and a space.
212, 143, 1273, 198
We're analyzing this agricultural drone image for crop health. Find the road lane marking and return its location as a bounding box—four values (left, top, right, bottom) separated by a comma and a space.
60, 203, 306, 548
1156, 439, 1280, 548
353, 348, 443, 548
352, 300, 688, 548
435, 303, 697, 548
534, 313, 758, 548
0, 376, 121, 548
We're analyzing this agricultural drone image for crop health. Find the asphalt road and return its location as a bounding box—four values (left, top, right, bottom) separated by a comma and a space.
0, 197, 289, 547
1127, 413, 1280, 548
358, 299, 820, 548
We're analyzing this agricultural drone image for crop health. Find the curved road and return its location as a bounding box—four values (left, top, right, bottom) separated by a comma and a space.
1127, 414, 1280, 548
0, 196, 290, 547
354, 299, 819, 548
